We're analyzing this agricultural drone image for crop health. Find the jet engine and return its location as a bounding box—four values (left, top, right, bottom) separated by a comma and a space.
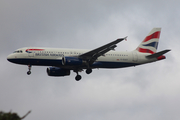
62, 57, 86, 66
47, 67, 70, 76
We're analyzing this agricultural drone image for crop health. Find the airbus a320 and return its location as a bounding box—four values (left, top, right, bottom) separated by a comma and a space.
7, 28, 170, 81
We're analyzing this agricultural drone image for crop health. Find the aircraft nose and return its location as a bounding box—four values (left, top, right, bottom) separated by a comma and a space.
7, 54, 13, 62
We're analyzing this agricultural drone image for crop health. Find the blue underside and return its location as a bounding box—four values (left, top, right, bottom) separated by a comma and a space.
8, 58, 139, 69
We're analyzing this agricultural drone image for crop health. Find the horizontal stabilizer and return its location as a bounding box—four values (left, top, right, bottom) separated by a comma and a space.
146, 49, 171, 59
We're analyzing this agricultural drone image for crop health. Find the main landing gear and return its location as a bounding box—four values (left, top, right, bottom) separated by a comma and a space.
86, 68, 92, 74
74, 68, 92, 81
27, 65, 32, 75
74, 70, 82, 81
75, 74, 82, 81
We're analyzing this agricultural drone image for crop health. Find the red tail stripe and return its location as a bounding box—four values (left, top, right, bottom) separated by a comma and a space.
143, 31, 160, 42
136, 47, 155, 54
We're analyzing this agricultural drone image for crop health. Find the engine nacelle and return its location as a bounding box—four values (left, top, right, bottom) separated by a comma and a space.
47, 67, 70, 77
62, 57, 86, 66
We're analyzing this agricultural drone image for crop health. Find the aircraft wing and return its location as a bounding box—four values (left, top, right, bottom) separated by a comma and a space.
79, 37, 127, 64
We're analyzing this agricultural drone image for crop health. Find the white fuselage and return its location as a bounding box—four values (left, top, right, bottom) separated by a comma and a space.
7, 47, 157, 69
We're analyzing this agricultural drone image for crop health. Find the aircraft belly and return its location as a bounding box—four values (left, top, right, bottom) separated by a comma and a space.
91, 61, 139, 68
8, 58, 63, 66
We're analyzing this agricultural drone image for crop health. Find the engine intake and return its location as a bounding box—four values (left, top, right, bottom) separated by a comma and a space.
62, 57, 86, 66
47, 67, 70, 76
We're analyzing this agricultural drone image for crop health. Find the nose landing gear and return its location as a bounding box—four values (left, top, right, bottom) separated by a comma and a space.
27, 71, 31, 75
27, 65, 32, 75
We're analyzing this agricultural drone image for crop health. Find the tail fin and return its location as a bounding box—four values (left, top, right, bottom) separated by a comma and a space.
135, 28, 161, 54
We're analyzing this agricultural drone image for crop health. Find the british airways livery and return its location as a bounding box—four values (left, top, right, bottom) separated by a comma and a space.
7, 28, 170, 81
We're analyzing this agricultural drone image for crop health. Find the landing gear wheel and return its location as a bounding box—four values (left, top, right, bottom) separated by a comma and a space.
27, 65, 32, 75
27, 71, 31, 75
75, 75, 82, 81
86, 69, 92, 74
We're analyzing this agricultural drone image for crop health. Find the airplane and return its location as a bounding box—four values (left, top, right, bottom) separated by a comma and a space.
7, 28, 170, 81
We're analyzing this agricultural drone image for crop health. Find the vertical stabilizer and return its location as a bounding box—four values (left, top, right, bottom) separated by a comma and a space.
135, 28, 161, 54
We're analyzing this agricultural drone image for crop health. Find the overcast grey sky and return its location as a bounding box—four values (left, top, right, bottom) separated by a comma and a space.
0, 0, 180, 120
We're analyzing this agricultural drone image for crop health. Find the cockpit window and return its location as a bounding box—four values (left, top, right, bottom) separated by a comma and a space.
13, 50, 23, 53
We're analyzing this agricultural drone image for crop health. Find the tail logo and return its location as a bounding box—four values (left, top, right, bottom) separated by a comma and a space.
136, 47, 155, 54
136, 29, 161, 54
142, 31, 160, 42
142, 42, 158, 49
